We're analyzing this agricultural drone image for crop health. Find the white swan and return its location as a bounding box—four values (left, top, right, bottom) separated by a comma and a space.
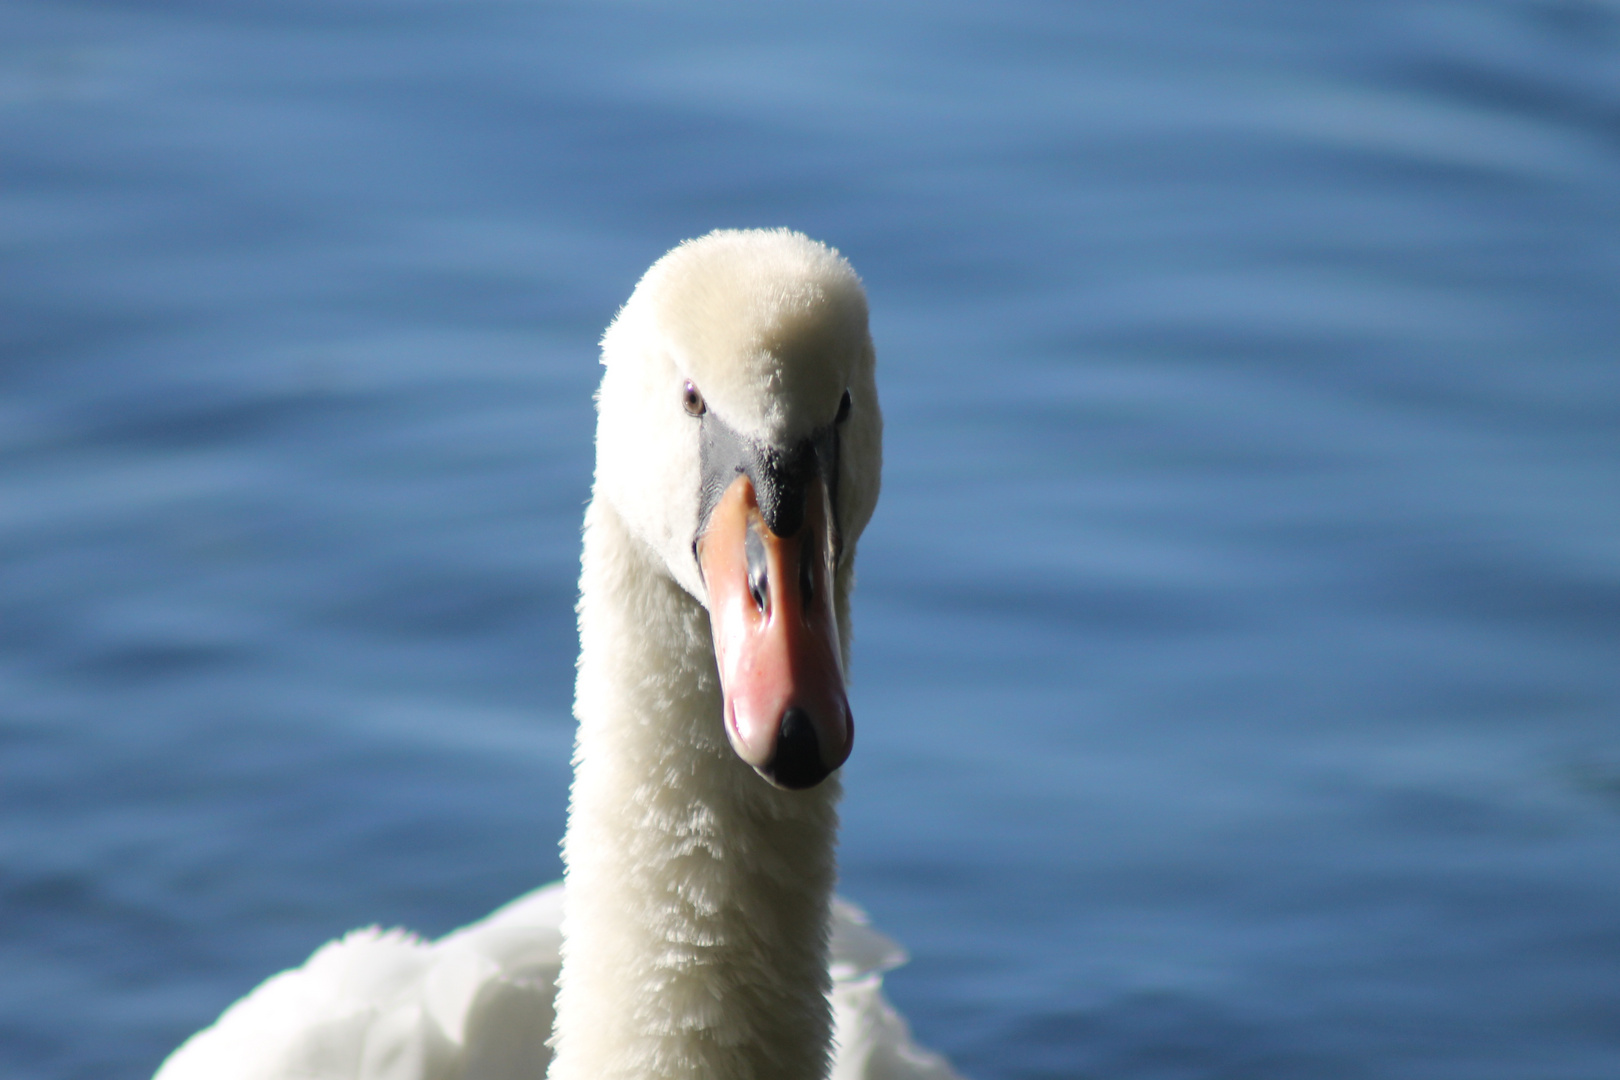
154, 230, 964, 1080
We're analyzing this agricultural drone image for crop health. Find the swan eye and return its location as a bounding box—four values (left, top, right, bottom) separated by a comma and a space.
835, 390, 851, 424
682, 380, 706, 417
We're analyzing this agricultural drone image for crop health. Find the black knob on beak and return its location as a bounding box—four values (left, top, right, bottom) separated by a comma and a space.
762, 706, 830, 790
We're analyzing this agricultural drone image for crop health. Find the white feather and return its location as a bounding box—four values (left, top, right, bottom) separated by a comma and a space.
156, 883, 958, 1080
154, 230, 960, 1080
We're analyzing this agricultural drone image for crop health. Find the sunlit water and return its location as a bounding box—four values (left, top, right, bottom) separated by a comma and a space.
3, 2, 1618, 1078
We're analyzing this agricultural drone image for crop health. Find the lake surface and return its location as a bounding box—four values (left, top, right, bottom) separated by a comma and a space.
3, 2, 1618, 1077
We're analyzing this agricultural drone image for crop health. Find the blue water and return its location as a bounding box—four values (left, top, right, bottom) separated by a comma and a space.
3, 2, 1618, 1077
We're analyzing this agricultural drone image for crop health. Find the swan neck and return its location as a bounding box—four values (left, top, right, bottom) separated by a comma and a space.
548, 496, 840, 1080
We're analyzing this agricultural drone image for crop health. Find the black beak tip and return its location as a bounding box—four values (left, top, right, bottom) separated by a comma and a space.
760, 706, 830, 790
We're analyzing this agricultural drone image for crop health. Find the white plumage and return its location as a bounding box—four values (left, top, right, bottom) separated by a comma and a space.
155, 884, 959, 1080
155, 229, 963, 1080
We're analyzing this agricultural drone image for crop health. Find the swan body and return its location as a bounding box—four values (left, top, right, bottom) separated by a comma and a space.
155, 229, 962, 1080
154, 883, 959, 1080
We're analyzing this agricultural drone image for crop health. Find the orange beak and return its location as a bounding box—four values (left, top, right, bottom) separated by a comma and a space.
697, 473, 852, 789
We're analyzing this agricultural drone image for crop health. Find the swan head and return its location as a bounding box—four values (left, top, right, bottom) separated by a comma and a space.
594, 228, 881, 790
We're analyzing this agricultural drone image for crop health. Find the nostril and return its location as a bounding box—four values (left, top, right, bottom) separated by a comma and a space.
745, 520, 769, 614
764, 707, 828, 790
799, 535, 815, 606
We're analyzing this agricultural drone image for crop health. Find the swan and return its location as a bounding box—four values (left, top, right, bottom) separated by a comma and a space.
154, 229, 964, 1080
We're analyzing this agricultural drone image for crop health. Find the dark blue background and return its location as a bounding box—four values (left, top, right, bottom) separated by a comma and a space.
3, 2, 1618, 1077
